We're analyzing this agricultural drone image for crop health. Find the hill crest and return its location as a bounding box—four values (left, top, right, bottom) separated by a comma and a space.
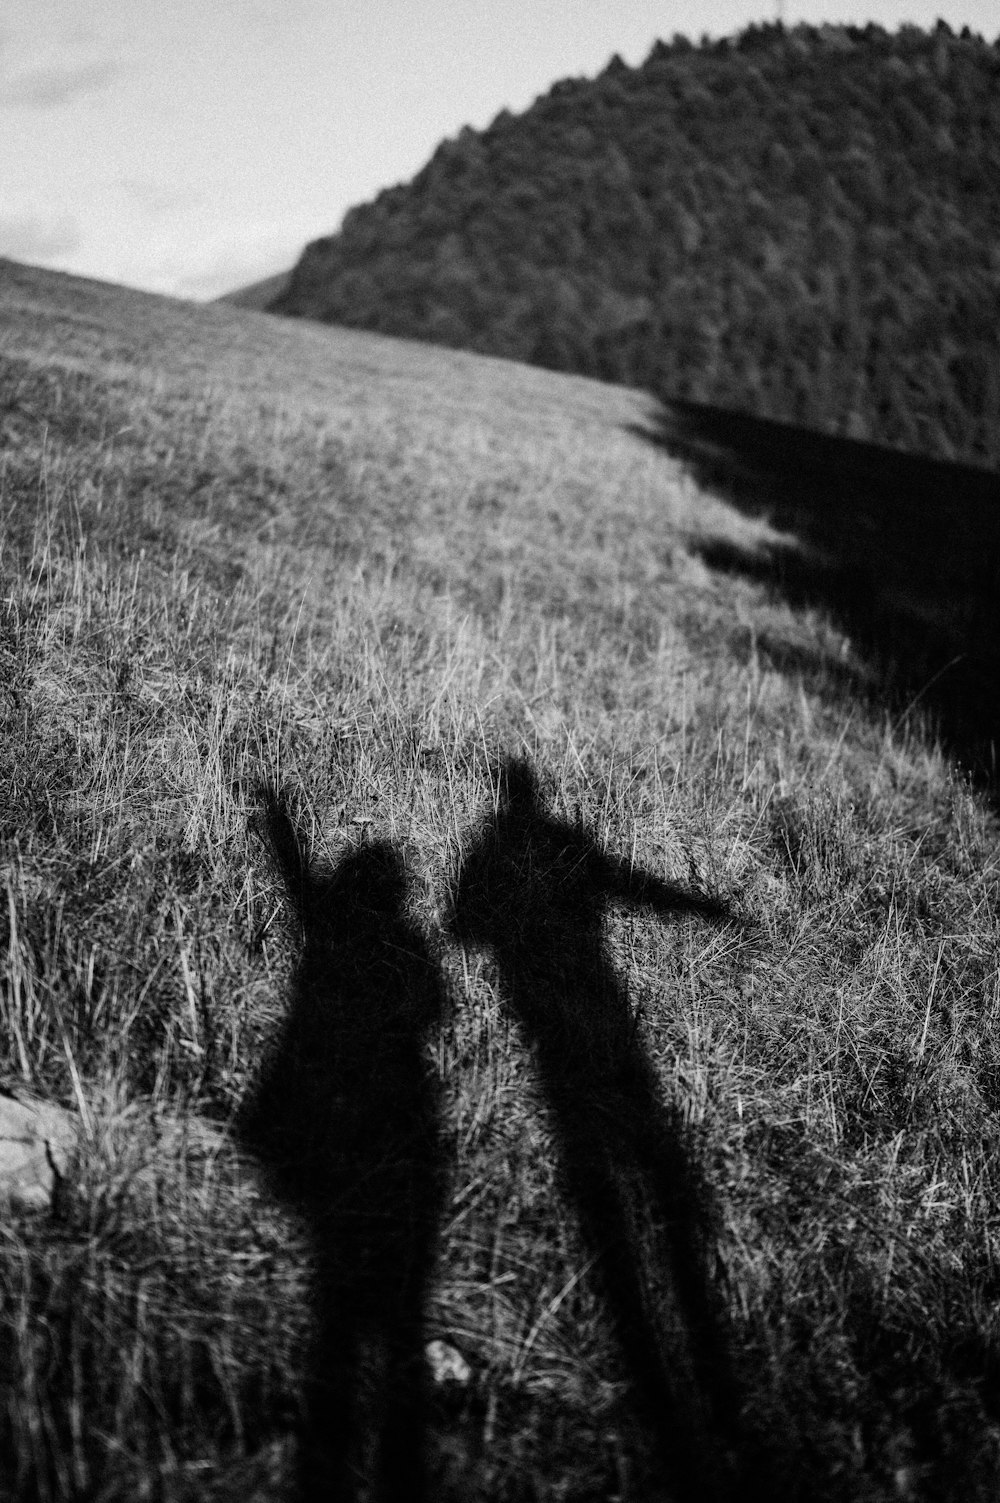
269, 21, 1000, 471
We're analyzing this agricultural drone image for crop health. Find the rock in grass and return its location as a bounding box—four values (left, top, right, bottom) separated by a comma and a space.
425, 1339, 472, 1385
0, 1090, 77, 1212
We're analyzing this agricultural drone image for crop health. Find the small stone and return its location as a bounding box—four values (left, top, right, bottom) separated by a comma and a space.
424, 1338, 472, 1385
0, 1090, 78, 1213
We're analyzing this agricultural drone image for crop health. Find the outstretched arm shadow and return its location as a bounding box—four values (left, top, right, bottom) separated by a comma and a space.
450, 756, 750, 1502
238, 783, 446, 1503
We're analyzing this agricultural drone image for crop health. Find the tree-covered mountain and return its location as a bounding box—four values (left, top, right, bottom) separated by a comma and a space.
271, 22, 1000, 470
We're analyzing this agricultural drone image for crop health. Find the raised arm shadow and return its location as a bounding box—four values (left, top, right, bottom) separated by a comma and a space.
238, 782, 446, 1503
449, 755, 751, 1502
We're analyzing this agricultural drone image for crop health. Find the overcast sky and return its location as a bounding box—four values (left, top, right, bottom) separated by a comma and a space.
2, 0, 996, 302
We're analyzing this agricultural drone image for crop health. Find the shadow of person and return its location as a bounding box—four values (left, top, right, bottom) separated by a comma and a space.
449, 756, 747, 1503
238, 784, 446, 1503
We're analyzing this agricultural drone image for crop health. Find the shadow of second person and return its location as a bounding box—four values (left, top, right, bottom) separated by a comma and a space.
450, 756, 747, 1502
238, 784, 446, 1503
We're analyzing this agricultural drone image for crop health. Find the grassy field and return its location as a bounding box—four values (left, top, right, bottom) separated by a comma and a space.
2, 256, 999, 1502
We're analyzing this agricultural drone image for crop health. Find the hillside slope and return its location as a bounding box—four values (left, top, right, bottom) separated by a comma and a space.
273, 22, 1000, 471
2, 258, 1000, 1501
217, 267, 292, 310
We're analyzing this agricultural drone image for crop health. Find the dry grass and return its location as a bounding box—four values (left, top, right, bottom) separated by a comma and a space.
1, 257, 999, 1500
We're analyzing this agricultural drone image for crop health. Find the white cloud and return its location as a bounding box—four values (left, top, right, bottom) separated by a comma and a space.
1, 56, 117, 108
0, 211, 81, 262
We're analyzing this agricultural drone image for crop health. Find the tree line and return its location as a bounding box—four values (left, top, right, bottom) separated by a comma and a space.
273, 22, 1000, 471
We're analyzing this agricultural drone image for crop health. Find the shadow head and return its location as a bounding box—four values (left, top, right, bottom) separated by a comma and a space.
332, 839, 408, 916
495, 754, 543, 816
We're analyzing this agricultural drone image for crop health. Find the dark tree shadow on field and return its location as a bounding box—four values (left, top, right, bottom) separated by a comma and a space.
449, 756, 756, 1503
237, 784, 446, 1503
635, 400, 1000, 793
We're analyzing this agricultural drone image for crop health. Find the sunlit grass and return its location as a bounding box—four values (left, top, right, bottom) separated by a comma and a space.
1, 258, 999, 1500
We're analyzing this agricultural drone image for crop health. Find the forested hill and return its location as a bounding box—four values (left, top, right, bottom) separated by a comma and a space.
271, 22, 1000, 471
